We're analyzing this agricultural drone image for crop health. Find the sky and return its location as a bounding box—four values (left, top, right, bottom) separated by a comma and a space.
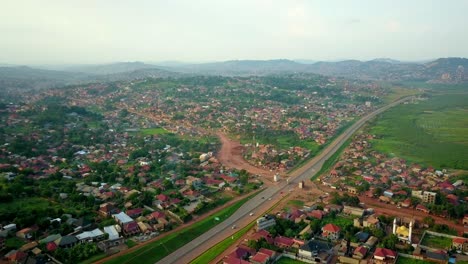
1, 0, 468, 65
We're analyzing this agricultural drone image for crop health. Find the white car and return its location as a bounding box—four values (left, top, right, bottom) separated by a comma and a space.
249, 212, 254, 216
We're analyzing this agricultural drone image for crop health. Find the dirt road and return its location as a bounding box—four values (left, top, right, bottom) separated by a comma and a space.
216, 132, 275, 184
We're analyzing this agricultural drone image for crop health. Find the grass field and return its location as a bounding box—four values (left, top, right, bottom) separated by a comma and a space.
396, 256, 427, 264
103, 193, 257, 264
384, 87, 422, 103
190, 221, 256, 264
276, 257, 308, 264
140, 127, 170, 135
311, 139, 351, 180
322, 215, 354, 228
420, 234, 453, 249
287, 200, 305, 208
368, 93, 468, 169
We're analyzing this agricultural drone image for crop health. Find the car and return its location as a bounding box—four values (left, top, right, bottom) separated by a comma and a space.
249, 212, 254, 216
268, 198, 272, 200
261, 196, 264, 199
232, 225, 236, 229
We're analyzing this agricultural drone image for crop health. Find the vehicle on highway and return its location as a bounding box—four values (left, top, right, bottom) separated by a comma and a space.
249, 212, 254, 216
232, 225, 236, 229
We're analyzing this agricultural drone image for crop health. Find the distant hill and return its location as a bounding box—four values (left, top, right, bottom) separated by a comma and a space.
1, 58, 467, 90
170, 59, 307, 75
0, 63, 179, 90
0, 66, 92, 89
60, 61, 160, 75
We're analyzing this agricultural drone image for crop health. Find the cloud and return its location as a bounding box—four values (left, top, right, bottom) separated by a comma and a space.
385, 20, 401, 33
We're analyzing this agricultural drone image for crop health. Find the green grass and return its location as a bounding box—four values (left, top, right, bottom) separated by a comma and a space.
383, 87, 422, 103
140, 127, 170, 135
104, 192, 258, 264
276, 257, 308, 264
0, 197, 62, 220
126, 239, 137, 248
396, 256, 427, 264
79, 253, 107, 264
190, 221, 256, 264
420, 234, 453, 249
368, 93, 468, 169
321, 215, 354, 229
311, 139, 351, 180
5, 237, 26, 249
287, 200, 305, 208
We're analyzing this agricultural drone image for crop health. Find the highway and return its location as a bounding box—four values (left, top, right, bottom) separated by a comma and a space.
156, 96, 413, 264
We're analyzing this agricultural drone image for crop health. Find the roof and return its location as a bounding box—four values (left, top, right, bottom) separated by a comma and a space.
223, 256, 250, 264
453, 237, 468, 244
274, 236, 294, 247
300, 239, 332, 252
126, 208, 143, 217
251, 252, 269, 263
6, 250, 27, 261
322, 223, 341, 232
46, 242, 57, 251
123, 221, 139, 232
39, 234, 62, 244
258, 248, 275, 257
354, 246, 367, 256
104, 225, 120, 240
374, 248, 397, 259
55, 235, 78, 246
113, 212, 133, 224
76, 228, 104, 240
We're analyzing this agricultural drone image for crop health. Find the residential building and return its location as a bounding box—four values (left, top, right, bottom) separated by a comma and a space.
322, 223, 341, 240
373, 248, 397, 263
298, 239, 333, 263
256, 215, 276, 230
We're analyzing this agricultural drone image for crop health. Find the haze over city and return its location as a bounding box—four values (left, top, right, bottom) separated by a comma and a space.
2, 0, 468, 64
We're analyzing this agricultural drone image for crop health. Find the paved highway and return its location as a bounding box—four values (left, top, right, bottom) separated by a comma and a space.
156, 96, 413, 264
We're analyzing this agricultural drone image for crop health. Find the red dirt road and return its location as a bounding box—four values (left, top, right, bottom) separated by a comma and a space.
216, 132, 275, 184
358, 195, 466, 235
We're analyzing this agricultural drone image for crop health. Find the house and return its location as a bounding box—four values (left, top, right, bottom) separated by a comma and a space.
426, 250, 448, 263
343, 206, 365, 217
54, 235, 78, 248
122, 221, 140, 236
223, 256, 250, 264
248, 229, 274, 244
365, 236, 379, 249
126, 208, 143, 218
416, 204, 430, 214
250, 252, 270, 264
463, 215, 468, 226
256, 215, 276, 230
353, 246, 367, 259
76, 228, 105, 242
16, 227, 34, 239
322, 223, 341, 240
113, 212, 133, 225
225, 245, 256, 261
274, 236, 294, 248
5, 250, 27, 263
452, 237, 468, 253
147, 211, 166, 223
373, 248, 397, 263
298, 239, 333, 262
308, 210, 326, 220
103, 225, 120, 241
99, 203, 118, 217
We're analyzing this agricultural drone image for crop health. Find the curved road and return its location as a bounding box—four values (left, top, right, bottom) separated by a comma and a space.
156, 96, 413, 264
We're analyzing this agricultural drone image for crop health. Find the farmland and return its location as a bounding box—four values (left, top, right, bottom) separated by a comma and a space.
368, 93, 468, 169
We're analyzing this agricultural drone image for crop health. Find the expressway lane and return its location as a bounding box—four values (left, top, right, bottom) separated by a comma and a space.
156, 96, 413, 264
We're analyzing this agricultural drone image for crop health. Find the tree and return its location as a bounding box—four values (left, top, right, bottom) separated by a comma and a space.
380, 234, 398, 250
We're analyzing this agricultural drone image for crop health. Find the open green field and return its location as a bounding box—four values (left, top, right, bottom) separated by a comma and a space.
140, 127, 170, 135
103, 193, 257, 264
368, 93, 468, 169
384, 87, 422, 103
396, 256, 427, 264
190, 221, 256, 264
276, 257, 308, 264
420, 234, 453, 249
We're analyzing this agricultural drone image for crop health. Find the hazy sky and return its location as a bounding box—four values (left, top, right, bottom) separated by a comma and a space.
2, 0, 467, 64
